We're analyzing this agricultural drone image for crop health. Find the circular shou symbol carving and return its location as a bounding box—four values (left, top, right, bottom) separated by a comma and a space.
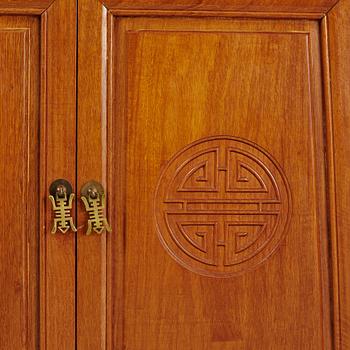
155, 136, 292, 277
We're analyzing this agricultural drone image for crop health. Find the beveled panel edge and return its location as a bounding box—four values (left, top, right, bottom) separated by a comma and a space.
0, 0, 55, 14
320, 17, 340, 350
21, 28, 31, 350
39, 13, 48, 350
0, 27, 32, 350
109, 9, 325, 19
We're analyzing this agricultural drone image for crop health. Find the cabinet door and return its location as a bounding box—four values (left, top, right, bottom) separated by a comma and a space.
77, 0, 350, 349
0, 1, 76, 349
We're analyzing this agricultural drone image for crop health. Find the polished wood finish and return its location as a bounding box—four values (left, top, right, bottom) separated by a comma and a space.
106, 9, 325, 19
40, 0, 77, 349
0, 15, 40, 350
327, 1, 350, 347
101, 16, 332, 349
77, 1, 350, 348
77, 0, 108, 348
101, 0, 339, 15
0, 1, 77, 348
0, 0, 54, 14
1, 1, 350, 349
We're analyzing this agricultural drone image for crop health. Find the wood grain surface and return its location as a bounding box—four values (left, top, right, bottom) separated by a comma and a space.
40, 0, 77, 349
327, 1, 350, 348
1, 0, 349, 349
77, 0, 109, 348
101, 0, 339, 15
104, 17, 332, 349
0, 0, 54, 14
0, 15, 39, 350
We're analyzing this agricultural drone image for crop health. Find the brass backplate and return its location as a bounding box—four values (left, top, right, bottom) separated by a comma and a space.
49, 178, 73, 197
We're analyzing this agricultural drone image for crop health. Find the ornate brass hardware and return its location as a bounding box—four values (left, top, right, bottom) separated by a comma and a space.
49, 179, 77, 234
81, 180, 112, 235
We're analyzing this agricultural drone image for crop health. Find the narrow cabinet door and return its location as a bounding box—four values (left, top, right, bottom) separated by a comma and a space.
77, 1, 350, 349
0, 1, 76, 349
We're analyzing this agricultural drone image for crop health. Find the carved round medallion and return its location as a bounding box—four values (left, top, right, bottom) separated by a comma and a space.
154, 136, 291, 277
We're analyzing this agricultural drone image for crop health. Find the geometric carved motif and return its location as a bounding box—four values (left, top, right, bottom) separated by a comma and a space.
155, 136, 292, 277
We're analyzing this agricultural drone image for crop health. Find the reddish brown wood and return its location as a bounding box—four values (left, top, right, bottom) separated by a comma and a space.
77, 0, 350, 346
77, 0, 108, 348
101, 0, 339, 15
104, 17, 332, 349
0, 15, 40, 350
108, 9, 325, 19
40, 0, 77, 349
326, 1, 350, 348
0, 0, 54, 14
0, 1, 76, 349
2, 1, 349, 349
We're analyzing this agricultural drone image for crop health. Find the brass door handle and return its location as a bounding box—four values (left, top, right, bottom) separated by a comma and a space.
48, 179, 77, 234
81, 180, 112, 235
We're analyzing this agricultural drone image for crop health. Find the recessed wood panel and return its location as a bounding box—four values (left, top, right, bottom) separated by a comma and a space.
107, 17, 331, 349
0, 16, 39, 350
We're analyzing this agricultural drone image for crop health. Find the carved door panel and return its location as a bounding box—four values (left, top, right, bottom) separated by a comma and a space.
0, 1, 76, 349
111, 18, 329, 349
77, 1, 350, 349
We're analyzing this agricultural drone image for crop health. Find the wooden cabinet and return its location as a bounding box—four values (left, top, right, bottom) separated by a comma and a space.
0, 0, 349, 349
